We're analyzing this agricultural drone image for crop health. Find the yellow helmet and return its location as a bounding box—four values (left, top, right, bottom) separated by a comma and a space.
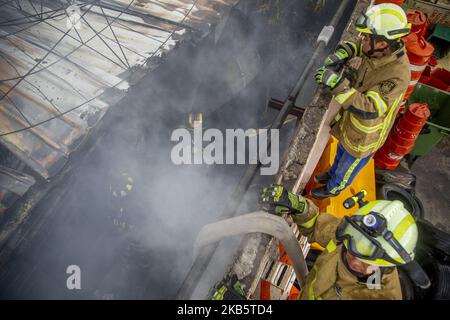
356, 3, 411, 40
109, 172, 134, 198
336, 200, 418, 267
188, 112, 203, 129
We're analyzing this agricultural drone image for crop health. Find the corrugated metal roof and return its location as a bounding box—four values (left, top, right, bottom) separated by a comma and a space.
0, 0, 239, 178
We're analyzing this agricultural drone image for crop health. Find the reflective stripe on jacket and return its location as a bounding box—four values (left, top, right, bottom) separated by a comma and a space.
293, 200, 403, 300
330, 40, 410, 158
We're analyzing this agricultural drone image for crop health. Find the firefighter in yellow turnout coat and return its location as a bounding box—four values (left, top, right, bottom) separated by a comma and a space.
312, 3, 412, 199
260, 185, 430, 300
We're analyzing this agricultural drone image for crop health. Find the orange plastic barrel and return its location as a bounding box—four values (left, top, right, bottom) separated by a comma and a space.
402, 33, 434, 101
398, 103, 431, 133
407, 9, 430, 38
404, 33, 434, 67
374, 103, 430, 170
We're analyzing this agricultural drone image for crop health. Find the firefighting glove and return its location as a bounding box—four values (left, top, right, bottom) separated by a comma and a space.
259, 184, 308, 216
324, 48, 350, 70
314, 67, 343, 90
208, 275, 246, 300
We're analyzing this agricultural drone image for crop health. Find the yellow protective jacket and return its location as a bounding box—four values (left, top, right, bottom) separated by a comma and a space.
330, 38, 411, 158
292, 200, 403, 300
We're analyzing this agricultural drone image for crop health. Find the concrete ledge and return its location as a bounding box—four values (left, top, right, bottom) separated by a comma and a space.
225, 0, 371, 298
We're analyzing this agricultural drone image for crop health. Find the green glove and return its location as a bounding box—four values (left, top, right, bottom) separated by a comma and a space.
259, 184, 308, 215
314, 67, 343, 89
324, 48, 350, 69
208, 275, 246, 300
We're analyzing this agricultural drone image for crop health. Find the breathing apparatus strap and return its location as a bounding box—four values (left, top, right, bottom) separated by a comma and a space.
400, 260, 431, 290
382, 230, 413, 264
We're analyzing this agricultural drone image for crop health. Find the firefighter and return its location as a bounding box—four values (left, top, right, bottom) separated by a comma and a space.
312, 3, 412, 199
208, 275, 246, 300
260, 185, 430, 300
108, 171, 135, 232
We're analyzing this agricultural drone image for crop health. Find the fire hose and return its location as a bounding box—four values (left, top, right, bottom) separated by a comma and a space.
193, 211, 309, 289
176, 0, 353, 299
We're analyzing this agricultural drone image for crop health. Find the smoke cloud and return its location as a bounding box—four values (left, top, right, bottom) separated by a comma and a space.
0, 0, 348, 299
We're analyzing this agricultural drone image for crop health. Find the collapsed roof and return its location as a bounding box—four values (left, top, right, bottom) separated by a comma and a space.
0, 0, 239, 179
